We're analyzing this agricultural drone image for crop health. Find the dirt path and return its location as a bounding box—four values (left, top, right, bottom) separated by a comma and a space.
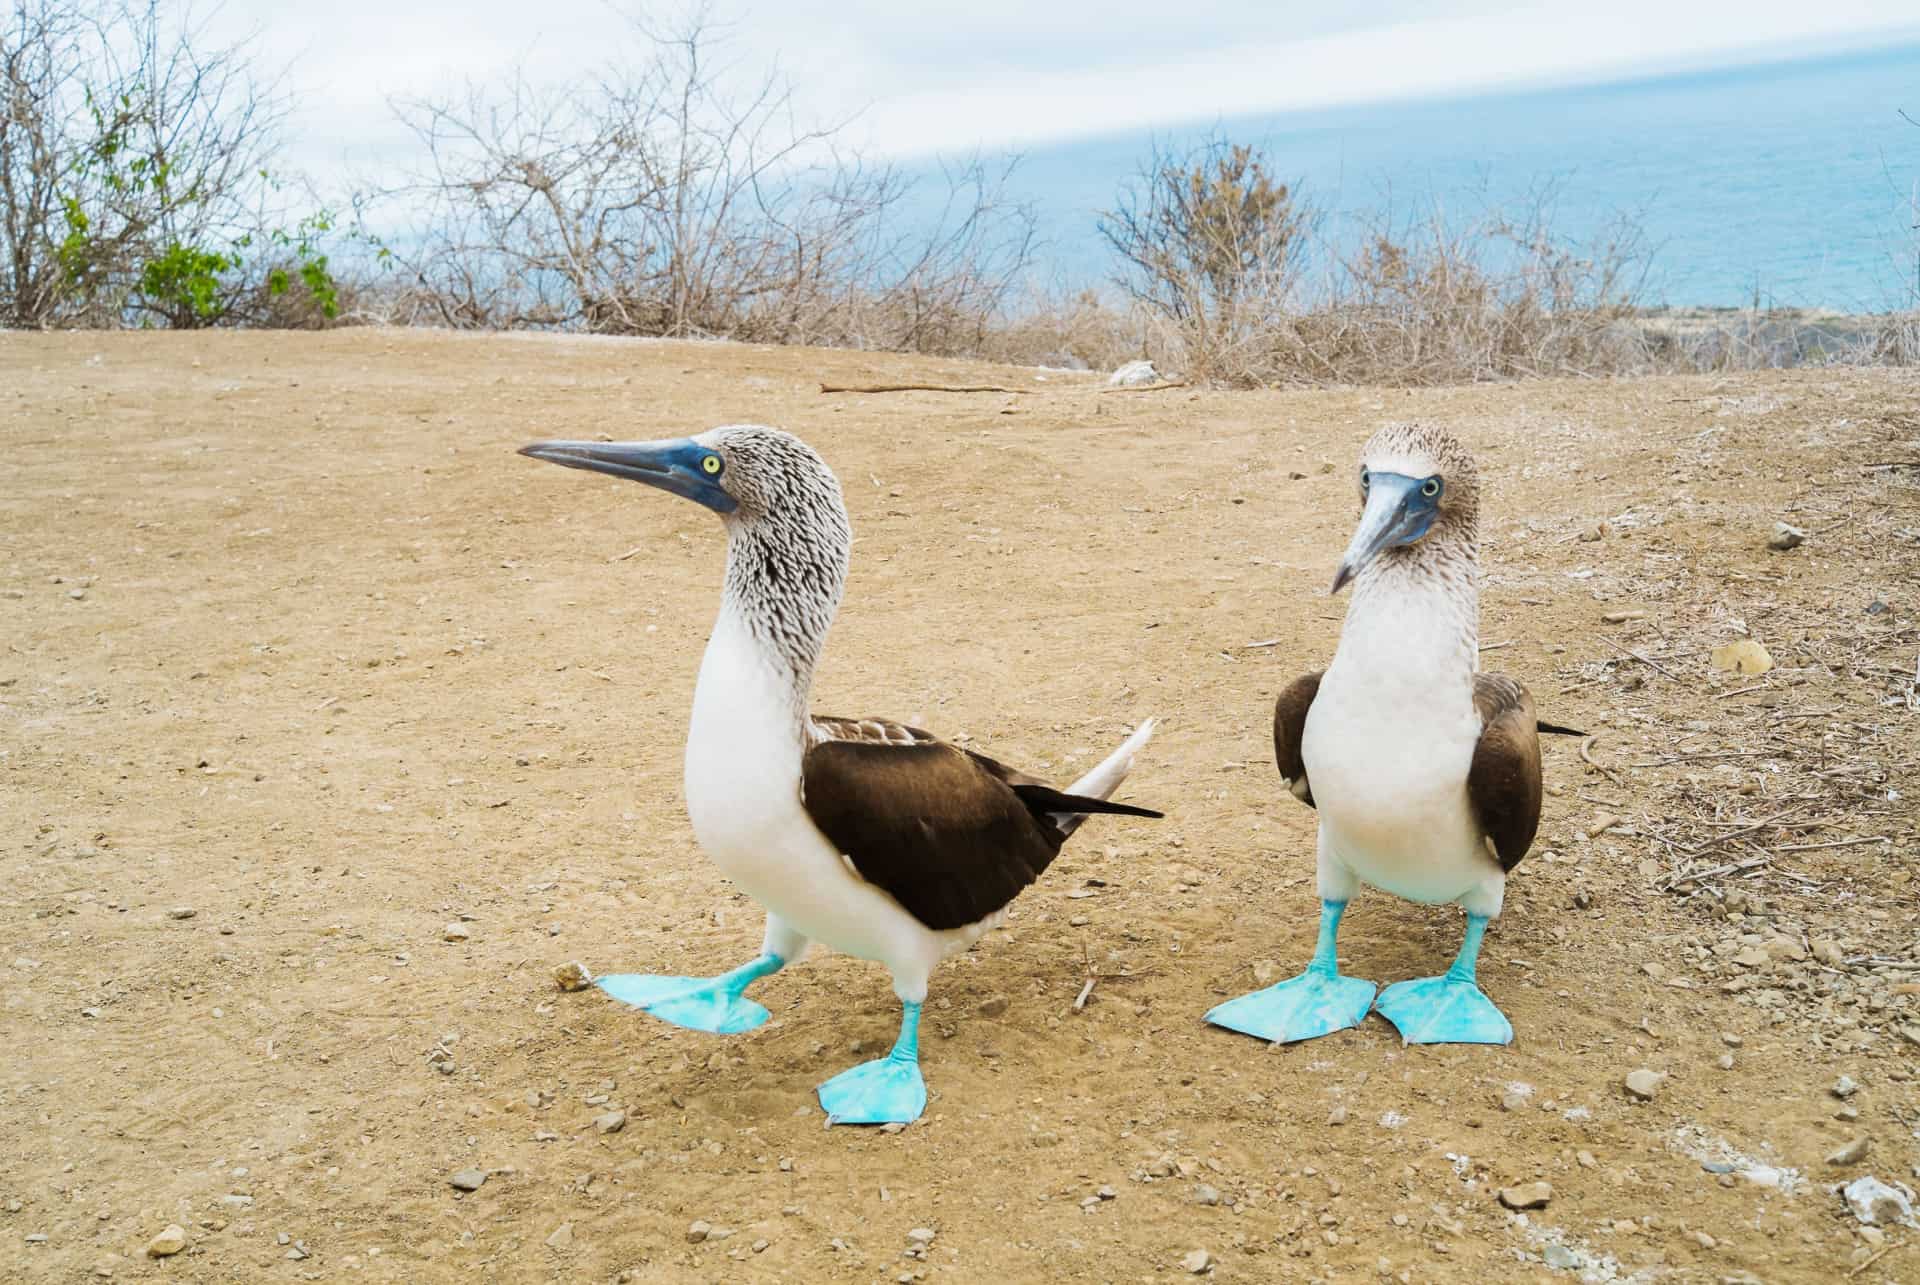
2, 330, 1916, 1283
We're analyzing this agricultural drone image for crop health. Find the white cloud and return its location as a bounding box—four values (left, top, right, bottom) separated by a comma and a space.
206, 0, 1919, 182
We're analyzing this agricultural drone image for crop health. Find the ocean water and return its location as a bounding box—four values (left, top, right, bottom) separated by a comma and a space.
923, 43, 1920, 311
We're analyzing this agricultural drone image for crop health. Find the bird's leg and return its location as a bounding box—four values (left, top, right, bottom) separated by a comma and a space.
1204, 899, 1378, 1043
595, 952, 785, 1034
816, 1000, 928, 1126
1372, 912, 1513, 1046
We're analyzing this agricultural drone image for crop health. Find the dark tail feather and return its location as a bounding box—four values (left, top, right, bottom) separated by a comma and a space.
1012, 783, 1163, 820
1537, 720, 1585, 737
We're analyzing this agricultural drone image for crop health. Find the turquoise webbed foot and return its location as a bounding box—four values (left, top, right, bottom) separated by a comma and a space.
1371, 912, 1512, 1045
596, 953, 783, 1034
1206, 969, 1377, 1043
1206, 898, 1375, 1043
1372, 975, 1512, 1044
818, 1001, 927, 1125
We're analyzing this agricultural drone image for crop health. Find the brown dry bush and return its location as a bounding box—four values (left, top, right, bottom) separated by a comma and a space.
384, 14, 1036, 354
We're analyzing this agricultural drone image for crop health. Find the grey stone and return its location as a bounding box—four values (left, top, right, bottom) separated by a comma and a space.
449, 1169, 487, 1192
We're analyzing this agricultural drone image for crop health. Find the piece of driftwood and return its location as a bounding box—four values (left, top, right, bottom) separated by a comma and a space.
819, 381, 1025, 394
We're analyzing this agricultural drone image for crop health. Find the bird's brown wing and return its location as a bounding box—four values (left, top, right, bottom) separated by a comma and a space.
1468, 674, 1546, 872
1272, 672, 1323, 807
801, 723, 1156, 932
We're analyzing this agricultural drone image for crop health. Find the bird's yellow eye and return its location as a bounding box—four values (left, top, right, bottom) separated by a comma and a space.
1421, 478, 1441, 498
701, 454, 722, 475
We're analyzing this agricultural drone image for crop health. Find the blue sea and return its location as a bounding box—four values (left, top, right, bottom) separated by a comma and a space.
912, 42, 1920, 311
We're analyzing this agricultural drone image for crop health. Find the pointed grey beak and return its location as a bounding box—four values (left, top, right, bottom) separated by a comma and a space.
518, 438, 737, 514
1331, 473, 1433, 594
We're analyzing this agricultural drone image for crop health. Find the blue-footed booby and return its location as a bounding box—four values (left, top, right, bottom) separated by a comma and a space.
518, 426, 1161, 1123
1208, 423, 1579, 1046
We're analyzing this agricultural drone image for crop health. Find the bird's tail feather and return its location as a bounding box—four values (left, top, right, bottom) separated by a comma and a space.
1051, 718, 1159, 838
1537, 720, 1585, 737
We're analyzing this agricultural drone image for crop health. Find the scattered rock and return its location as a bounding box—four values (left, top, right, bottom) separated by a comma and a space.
167, 907, 196, 921
1731, 946, 1771, 969
1811, 938, 1845, 967
545, 1222, 573, 1250
977, 996, 1009, 1018
1601, 610, 1646, 624
1107, 360, 1159, 388
686, 1220, 712, 1244
1709, 639, 1773, 675
1250, 959, 1281, 985
595, 1110, 626, 1134
1326, 1107, 1348, 1126
1096, 1185, 1117, 1201
1543, 1244, 1580, 1269
1194, 1184, 1221, 1206
1842, 1176, 1917, 1227
1832, 1075, 1860, 1099
907, 1227, 936, 1245
1180, 1248, 1213, 1274
443, 922, 470, 942
553, 961, 592, 991
1624, 1069, 1663, 1101
449, 1169, 487, 1192
1827, 1136, 1871, 1167
1767, 522, 1806, 551
1498, 1182, 1552, 1211
146, 1225, 187, 1257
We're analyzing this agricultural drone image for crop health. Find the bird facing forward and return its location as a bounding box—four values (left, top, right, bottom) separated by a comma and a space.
1209, 422, 1577, 1046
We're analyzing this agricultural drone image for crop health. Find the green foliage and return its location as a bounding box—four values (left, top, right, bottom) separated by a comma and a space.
138, 241, 237, 322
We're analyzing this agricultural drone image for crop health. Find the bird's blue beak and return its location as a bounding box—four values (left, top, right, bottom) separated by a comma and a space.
517, 438, 738, 514
1330, 472, 1440, 594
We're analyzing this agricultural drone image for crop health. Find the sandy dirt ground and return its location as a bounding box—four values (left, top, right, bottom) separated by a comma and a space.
2, 330, 1917, 1284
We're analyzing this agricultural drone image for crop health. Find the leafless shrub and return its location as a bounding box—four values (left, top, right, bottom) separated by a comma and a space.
1098, 136, 1309, 385
386, 13, 1035, 351
0, 0, 297, 327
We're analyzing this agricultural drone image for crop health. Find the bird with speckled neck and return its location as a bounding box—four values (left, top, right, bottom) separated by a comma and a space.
518, 427, 1161, 1124
1208, 423, 1581, 1046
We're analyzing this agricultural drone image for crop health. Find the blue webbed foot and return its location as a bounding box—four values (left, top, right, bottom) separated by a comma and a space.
596, 953, 783, 1034
1206, 969, 1378, 1043
1207, 898, 1374, 1043
1372, 975, 1513, 1045
817, 1054, 927, 1125
818, 1000, 927, 1125
1372, 911, 1512, 1045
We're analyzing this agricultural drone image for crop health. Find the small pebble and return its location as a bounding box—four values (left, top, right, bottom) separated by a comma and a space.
1194, 1184, 1220, 1206
545, 1222, 573, 1250
1831, 1075, 1859, 1099
686, 1220, 712, 1244
443, 923, 470, 942
146, 1226, 187, 1257
1716, 1054, 1734, 1071
553, 961, 592, 992
1326, 1107, 1348, 1126
1498, 1182, 1552, 1211
1767, 522, 1805, 551
448, 1169, 487, 1192
1181, 1248, 1213, 1274
1826, 1136, 1870, 1166
595, 1110, 626, 1134
1623, 1069, 1662, 1101
168, 907, 196, 920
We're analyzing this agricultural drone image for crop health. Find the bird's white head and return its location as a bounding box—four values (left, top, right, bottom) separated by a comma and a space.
1332, 422, 1481, 594
519, 424, 851, 681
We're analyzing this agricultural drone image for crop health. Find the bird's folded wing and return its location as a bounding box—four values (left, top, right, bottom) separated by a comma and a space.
799, 734, 1065, 932
1272, 671, 1323, 807
1469, 674, 1545, 871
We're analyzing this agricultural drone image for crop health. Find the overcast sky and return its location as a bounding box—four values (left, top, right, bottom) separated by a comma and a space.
209, 0, 1920, 178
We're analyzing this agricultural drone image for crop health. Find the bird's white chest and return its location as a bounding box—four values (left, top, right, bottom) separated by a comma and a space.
1301, 590, 1488, 903
683, 611, 813, 880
